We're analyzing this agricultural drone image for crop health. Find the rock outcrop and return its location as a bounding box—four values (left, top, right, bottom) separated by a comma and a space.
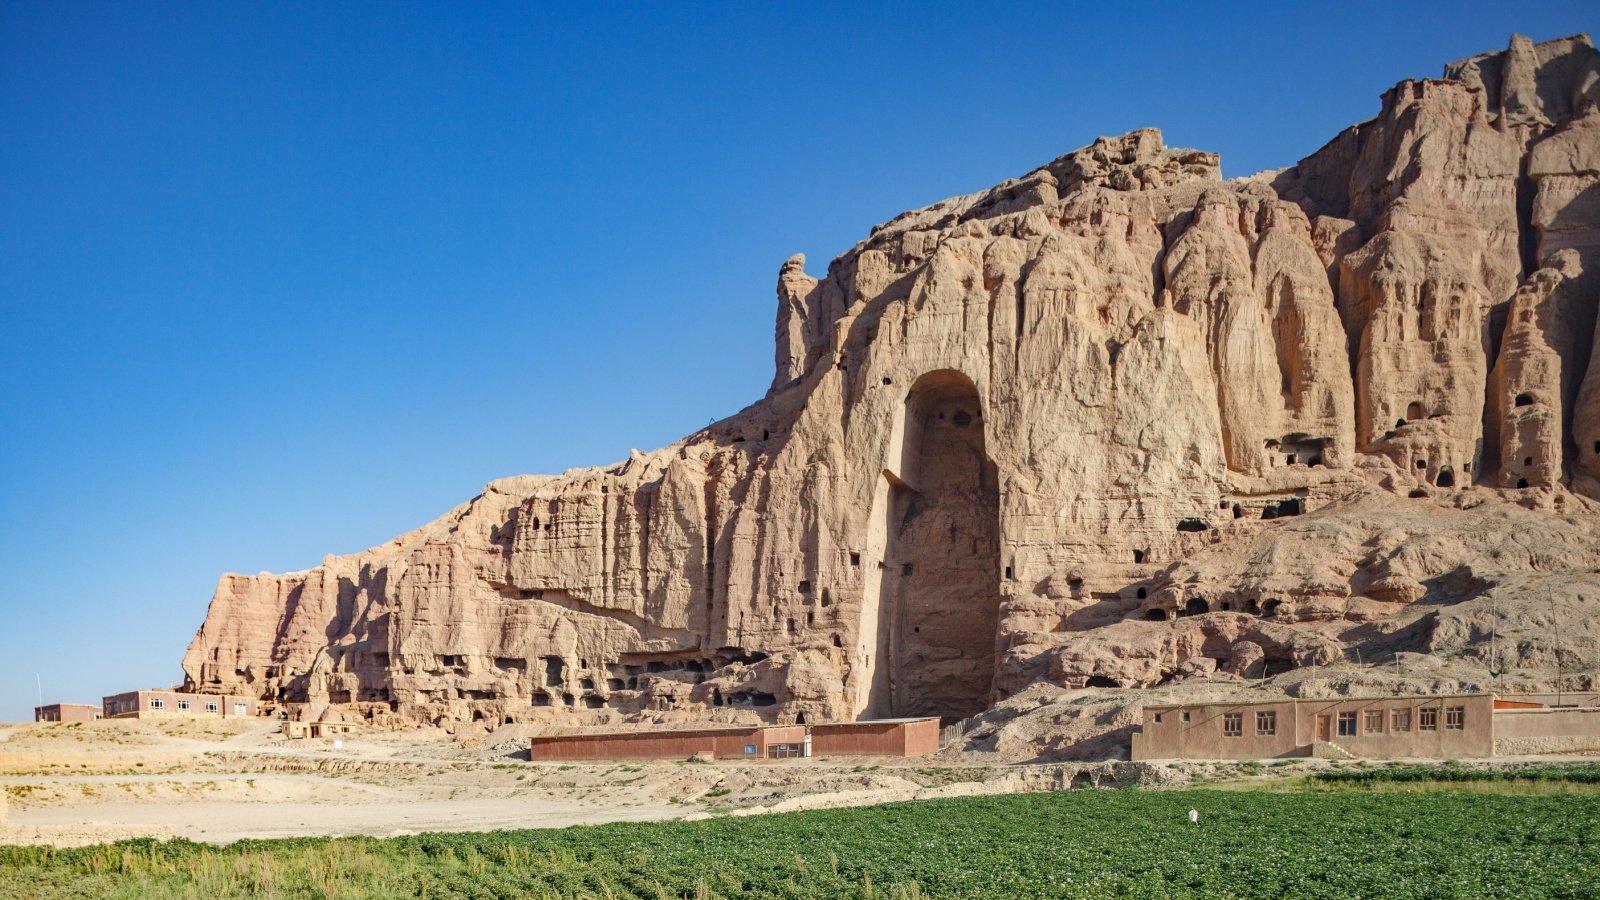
183, 35, 1600, 732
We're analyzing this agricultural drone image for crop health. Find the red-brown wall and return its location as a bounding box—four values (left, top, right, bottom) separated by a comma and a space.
810, 719, 939, 757
528, 725, 806, 761
34, 703, 100, 723
102, 691, 258, 719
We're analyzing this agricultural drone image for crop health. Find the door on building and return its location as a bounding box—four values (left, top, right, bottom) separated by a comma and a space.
1316, 714, 1331, 742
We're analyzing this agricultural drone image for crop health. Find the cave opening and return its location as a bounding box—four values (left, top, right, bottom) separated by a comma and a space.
858, 369, 1000, 723
1085, 676, 1120, 688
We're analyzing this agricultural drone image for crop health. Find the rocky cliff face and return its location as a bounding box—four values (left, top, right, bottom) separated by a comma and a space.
184, 35, 1600, 730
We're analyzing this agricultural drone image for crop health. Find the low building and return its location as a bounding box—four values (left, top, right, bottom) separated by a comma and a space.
529, 723, 807, 761
526, 718, 941, 762
281, 721, 358, 739
1130, 693, 1600, 761
34, 703, 102, 723
102, 690, 258, 720
810, 718, 941, 757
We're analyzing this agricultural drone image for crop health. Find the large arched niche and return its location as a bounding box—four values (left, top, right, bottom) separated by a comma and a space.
856, 369, 1001, 723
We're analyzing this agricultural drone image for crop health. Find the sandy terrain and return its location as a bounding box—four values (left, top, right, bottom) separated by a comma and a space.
0, 718, 1149, 846
4, 707, 1592, 848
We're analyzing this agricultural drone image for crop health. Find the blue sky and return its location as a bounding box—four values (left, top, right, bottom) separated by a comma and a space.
1, 2, 1593, 722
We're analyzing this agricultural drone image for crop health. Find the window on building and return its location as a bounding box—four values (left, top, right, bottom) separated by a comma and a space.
205, 702, 219, 713
1337, 712, 1357, 737
1419, 707, 1438, 731
1256, 711, 1276, 736
1446, 706, 1465, 730
150, 698, 164, 710
1223, 712, 1243, 737
1364, 710, 1384, 734
1392, 709, 1411, 731
233, 703, 246, 715
177, 699, 190, 711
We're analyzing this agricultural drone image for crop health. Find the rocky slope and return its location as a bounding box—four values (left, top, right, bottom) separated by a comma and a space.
184, 35, 1600, 735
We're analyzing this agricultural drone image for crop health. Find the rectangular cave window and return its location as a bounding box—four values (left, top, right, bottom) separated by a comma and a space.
850, 552, 861, 566
798, 580, 812, 594
1222, 712, 1242, 737
1419, 707, 1438, 731
1004, 564, 1014, 580
1364, 710, 1385, 734
1337, 712, 1357, 737
901, 563, 913, 576
1445, 706, 1465, 730
1154, 713, 1162, 724
1256, 711, 1276, 736
1392, 709, 1411, 732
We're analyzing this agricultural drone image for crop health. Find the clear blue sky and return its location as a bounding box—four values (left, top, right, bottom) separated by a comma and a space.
2, 2, 1593, 722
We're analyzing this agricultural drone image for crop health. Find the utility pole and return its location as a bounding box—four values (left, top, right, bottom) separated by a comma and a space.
35, 673, 42, 717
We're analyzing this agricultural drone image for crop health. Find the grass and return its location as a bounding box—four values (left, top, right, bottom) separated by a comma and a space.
5, 787, 1600, 898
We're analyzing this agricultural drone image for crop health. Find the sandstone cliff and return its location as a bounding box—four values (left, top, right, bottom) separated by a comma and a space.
184, 35, 1600, 733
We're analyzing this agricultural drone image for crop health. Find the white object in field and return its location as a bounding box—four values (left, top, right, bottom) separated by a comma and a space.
333, 739, 343, 749
1188, 808, 1199, 824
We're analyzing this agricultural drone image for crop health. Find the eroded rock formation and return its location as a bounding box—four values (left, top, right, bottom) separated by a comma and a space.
184, 35, 1600, 730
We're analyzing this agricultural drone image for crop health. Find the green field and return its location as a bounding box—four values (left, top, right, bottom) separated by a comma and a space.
4, 787, 1598, 899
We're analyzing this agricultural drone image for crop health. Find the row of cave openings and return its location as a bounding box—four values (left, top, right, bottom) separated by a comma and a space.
1141, 596, 1285, 622
1172, 497, 1304, 534
517, 650, 778, 712
1264, 435, 1329, 469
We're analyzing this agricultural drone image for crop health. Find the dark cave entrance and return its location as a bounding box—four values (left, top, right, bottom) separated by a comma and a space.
862, 370, 1001, 723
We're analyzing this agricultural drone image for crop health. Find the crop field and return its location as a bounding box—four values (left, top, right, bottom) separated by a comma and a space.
4, 787, 1599, 899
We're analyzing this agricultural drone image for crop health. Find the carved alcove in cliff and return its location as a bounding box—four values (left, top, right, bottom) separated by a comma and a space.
859, 369, 1001, 722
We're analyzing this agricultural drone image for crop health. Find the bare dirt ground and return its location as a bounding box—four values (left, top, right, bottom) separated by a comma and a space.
3, 684, 1595, 849
0, 717, 1166, 847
